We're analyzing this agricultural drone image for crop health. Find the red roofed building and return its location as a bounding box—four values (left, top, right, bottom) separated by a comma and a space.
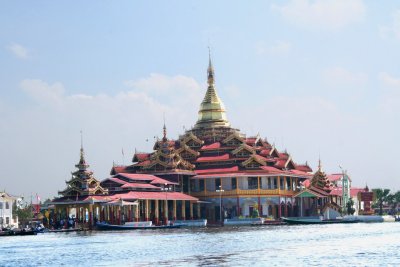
52, 145, 199, 228
293, 161, 344, 219
53, 55, 366, 226
107, 55, 318, 222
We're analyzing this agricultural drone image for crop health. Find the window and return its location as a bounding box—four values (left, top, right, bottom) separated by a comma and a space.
273, 177, 278, 189
231, 178, 237, 190
267, 178, 272, 189
248, 177, 258, 189
190, 180, 196, 192
247, 161, 260, 169
286, 178, 291, 190
199, 180, 205, 191
5, 202, 9, 209
0, 202, 3, 209
6, 217, 9, 225
237, 151, 250, 157
280, 177, 284, 190
215, 178, 221, 189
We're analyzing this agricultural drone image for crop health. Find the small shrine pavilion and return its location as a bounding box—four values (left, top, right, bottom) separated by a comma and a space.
52, 143, 109, 228
53, 140, 198, 228
294, 161, 342, 219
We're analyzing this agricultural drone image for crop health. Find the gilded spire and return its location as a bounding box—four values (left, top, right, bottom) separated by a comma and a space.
194, 50, 231, 129
207, 47, 215, 86
80, 130, 85, 162
162, 113, 167, 142
318, 157, 322, 172
76, 130, 89, 171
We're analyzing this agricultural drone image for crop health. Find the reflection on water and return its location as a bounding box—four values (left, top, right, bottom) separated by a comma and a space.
1, 223, 400, 266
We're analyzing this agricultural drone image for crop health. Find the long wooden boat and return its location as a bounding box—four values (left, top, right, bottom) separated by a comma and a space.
0, 229, 37, 236
96, 222, 182, 230
281, 217, 359, 225
46, 228, 85, 233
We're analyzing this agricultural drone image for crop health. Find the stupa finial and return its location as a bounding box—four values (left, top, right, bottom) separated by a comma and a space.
162, 113, 167, 142
207, 46, 215, 86
318, 157, 323, 172
76, 130, 89, 170
80, 130, 85, 161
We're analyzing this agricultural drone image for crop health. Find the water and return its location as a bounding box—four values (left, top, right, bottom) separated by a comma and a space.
1, 223, 399, 266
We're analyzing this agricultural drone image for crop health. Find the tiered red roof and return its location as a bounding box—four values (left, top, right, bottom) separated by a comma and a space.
259, 149, 271, 157
327, 174, 343, 182
260, 166, 283, 173
108, 177, 128, 184
200, 142, 221, 150
112, 191, 198, 201
116, 173, 178, 185
121, 183, 159, 189
133, 153, 150, 162
111, 166, 128, 175
274, 159, 287, 169
350, 187, 366, 197
196, 153, 230, 162
295, 164, 312, 173
195, 166, 239, 174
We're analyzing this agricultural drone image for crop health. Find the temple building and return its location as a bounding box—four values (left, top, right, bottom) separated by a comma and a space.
111, 54, 316, 222
52, 140, 198, 228
52, 53, 358, 226
52, 143, 110, 227
294, 161, 344, 219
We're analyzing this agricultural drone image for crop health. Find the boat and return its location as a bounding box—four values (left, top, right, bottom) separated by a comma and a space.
173, 219, 207, 227
46, 228, 85, 233
0, 229, 37, 236
223, 217, 265, 226
95, 222, 182, 230
281, 217, 359, 225
342, 215, 384, 223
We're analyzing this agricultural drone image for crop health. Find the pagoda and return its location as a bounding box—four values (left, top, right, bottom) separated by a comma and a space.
58, 145, 108, 198
52, 143, 109, 229
294, 161, 342, 218
111, 53, 315, 221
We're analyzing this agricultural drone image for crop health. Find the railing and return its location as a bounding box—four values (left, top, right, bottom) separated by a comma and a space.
190, 188, 297, 197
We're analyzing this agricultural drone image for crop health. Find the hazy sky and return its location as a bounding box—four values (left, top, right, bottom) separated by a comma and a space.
1, 0, 400, 199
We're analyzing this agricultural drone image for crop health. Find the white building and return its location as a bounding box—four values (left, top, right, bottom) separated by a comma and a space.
0, 192, 18, 228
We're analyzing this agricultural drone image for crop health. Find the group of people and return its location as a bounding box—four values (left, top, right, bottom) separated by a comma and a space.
48, 216, 77, 229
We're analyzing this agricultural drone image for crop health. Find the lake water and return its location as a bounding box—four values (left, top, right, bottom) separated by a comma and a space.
1, 223, 399, 266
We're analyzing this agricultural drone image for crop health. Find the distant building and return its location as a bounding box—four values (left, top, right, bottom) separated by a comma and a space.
0, 191, 18, 228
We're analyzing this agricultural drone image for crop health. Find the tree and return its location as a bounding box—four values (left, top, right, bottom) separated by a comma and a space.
346, 198, 355, 215
388, 191, 400, 215
13, 200, 33, 227
372, 188, 391, 215
252, 204, 259, 218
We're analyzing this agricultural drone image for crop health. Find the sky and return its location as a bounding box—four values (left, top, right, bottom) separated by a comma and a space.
1, 0, 400, 199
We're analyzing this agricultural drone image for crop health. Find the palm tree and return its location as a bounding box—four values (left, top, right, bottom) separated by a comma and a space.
392, 191, 400, 215
372, 189, 391, 215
